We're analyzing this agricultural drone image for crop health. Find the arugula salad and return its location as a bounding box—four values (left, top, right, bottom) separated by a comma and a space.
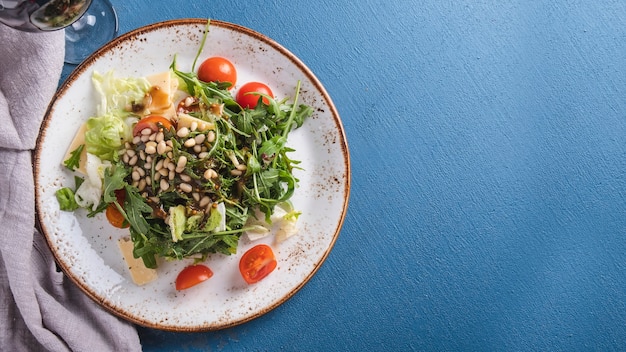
56, 29, 312, 278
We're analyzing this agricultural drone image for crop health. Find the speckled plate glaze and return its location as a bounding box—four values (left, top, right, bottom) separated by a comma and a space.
34, 19, 350, 331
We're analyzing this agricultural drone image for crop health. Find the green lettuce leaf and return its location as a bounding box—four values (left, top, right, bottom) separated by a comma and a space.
84, 113, 131, 161
55, 188, 79, 211
92, 70, 151, 116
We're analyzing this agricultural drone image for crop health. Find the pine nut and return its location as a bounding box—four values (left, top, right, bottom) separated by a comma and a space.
140, 135, 150, 143
160, 179, 169, 191
158, 168, 168, 177
145, 141, 157, 154
169, 170, 175, 180
177, 156, 187, 169
179, 183, 193, 193
192, 192, 200, 202
132, 136, 141, 145
177, 127, 189, 138
149, 133, 156, 141
141, 127, 153, 135
195, 134, 206, 144
132, 171, 140, 181
156, 131, 164, 143
122, 153, 130, 164
198, 152, 209, 159
126, 149, 136, 157
129, 155, 138, 166
184, 138, 196, 148
230, 169, 242, 176
190, 121, 198, 131
236, 164, 247, 171
137, 167, 146, 177
138, 179, 146, 191
157, 141, 167, 154
199, 196, 211, 207
204, 169, 217, 179
180, 174, 191, 182
207, 130, 215, 143
155, 159, 164, 171
193, 145, 202, 153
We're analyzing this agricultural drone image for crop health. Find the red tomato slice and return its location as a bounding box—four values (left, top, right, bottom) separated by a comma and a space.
132, 115, 174, 136
106, 189, 128, 228
197, 56, 237, 89
239, 244, 277, 284
236, 82, 274, 109
175, 264, 214, 290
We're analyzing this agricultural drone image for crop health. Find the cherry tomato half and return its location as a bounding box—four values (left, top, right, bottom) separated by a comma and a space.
132, 115, 174, 136
236, 82, 274, 109
106, 189, 128, 228
175, 264, 214, 290
239, 244, 277, 284
197, 57, 237, 89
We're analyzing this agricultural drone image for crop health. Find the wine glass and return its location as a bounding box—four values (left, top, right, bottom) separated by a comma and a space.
0, 0, 118, 64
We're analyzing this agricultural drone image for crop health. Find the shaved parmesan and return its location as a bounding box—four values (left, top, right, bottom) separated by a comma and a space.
118, 238, 157, 286
62, 123, 89, 175
146, 71, 179, 119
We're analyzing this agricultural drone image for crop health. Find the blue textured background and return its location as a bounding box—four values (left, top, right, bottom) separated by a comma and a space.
61, 1, 626, 351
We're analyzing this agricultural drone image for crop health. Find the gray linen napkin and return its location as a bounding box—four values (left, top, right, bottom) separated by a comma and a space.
0, 25, 141, 352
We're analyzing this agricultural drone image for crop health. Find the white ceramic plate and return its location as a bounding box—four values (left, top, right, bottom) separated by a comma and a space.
34, 19, 350, 331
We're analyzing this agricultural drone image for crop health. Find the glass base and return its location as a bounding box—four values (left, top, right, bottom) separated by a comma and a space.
64, 0, 118, 65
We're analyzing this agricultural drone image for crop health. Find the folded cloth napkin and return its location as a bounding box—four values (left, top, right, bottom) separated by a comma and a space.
0, 25, 141, 352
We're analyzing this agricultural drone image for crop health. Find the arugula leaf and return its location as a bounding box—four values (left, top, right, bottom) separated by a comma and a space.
74, 175, 85, 189
258, 135, 287, 159
63, 144, 84, 171
102, 164, 130, 203
291, 104, 314, 129
122, 184, 153, 236
86, 200, 108, 217
120, 185, 157, 267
